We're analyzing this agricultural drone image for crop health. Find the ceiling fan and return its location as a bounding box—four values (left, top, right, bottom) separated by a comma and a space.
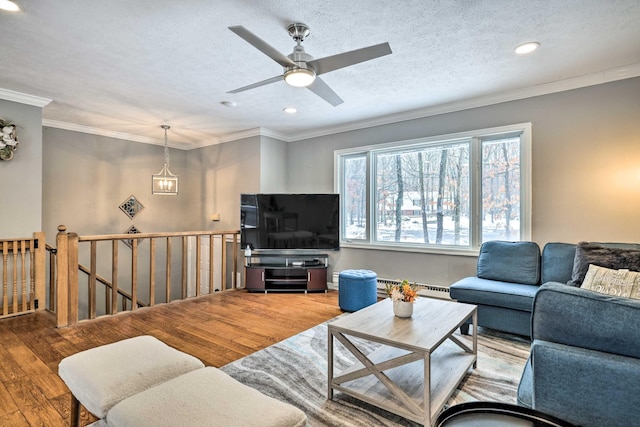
227, 23, 392, 106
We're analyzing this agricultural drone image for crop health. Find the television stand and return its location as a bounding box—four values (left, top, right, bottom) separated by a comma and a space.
244, 253, 328, 293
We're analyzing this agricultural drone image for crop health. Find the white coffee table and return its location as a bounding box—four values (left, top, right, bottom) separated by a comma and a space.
328, 297, 477, 426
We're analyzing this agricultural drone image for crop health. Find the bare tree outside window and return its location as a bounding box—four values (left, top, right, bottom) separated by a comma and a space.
482, 137, 521, 241
338, 125, 527, 250
342, 155, 367, 239
371, 143, 469, 245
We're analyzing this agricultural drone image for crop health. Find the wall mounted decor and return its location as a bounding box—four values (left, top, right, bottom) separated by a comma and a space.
119, 195, 144, 219
0, 116, 19, 161
123, 225, 142, 249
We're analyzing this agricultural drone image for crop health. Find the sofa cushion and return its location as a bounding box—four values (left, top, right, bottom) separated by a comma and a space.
581, 264, 640, 298
450, 276, 539, 311
540, 242, 576, 284
569, 242, 640, 286
58, 335, 205, 419
516, 357, 533, 408
105, 367, 307, 427
476, 241, 541, 285
530, 340, 640, 427
533, 283, 640, 359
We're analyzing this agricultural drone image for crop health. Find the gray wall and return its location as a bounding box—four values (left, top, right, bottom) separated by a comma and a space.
287, 77, 640, 285
187, 136, 261, 232
260, 136, 288, 193
12, 76, 640, 290
42, 127, 189, 240
0, 99, 42, 238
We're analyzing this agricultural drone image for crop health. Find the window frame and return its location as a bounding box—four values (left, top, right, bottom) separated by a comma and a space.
334, 123, 532, 255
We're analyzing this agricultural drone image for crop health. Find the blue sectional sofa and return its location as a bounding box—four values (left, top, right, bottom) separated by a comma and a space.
451, 240, 640, 425
449, 241, 575, 337
516, 282, 640, 427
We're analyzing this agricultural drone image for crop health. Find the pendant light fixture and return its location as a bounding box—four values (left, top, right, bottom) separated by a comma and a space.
152, 125, 178, 195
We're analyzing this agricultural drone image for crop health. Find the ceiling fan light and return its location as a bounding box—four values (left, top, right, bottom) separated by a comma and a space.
284, 68, 316, 87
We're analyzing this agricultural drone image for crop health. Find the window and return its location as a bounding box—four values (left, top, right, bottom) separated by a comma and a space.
335, 124, 531, 253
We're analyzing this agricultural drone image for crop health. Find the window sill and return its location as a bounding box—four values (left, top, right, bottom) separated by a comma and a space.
339, 241, 479, 257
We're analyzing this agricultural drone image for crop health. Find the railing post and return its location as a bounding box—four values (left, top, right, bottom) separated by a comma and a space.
131, 238, 138, 310
89, 241, 97, 319
55, 225, 69, 327
33, 231, 46, 311
195, 235, 201, 297
181, 237, 187, 299
111, 240, 118, 314
165, 237, 172, 303
149, 238, 156, 306
209, 234, 215, 293
232, 233, 238, 289
68, 232, 79, 325
48, 247, 56, 311
221, 235, 227, 292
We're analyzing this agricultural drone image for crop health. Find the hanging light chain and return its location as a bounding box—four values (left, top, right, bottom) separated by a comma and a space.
162, 124, 171, 168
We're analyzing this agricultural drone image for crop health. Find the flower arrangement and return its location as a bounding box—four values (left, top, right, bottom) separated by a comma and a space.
0, 116, 19, 161
385, 280, 418, 303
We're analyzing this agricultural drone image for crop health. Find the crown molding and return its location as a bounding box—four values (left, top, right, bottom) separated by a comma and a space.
0, 88, 52, 107
215, 127, 289, 144
285, 63, 640, 142
257, 127, 289, 142
42, 119, 166, 146
37, 63, 640, 147
41, 121, 289, 150
182, 127, 290, 149
183, 128, 260, 150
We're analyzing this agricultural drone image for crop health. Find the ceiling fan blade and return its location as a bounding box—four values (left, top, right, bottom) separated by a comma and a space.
227, 75, 283, 94
229, 26, 297, 68
308, 42, 392, 75
307, 77, 343, 106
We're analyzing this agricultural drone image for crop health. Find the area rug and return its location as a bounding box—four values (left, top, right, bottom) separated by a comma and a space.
220, 317, 530, 426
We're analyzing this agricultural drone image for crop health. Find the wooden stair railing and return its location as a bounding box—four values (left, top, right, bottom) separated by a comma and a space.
77, 264, 145, 310
0, 232, 46, 319
55, 225, 241, 327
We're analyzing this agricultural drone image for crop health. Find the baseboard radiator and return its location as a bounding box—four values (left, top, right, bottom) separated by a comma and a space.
332, 273, 451, 300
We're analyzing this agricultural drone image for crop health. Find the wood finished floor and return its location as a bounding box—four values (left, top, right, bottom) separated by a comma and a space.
0, 290, 344, 427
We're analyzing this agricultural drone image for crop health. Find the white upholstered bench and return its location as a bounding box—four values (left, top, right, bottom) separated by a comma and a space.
58, 335, 307, 427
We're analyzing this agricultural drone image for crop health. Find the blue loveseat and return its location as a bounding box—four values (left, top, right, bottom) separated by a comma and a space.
449, 241, 575, 337
516, 282, 640, 426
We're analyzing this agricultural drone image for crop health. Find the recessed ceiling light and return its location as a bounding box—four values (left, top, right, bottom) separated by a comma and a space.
0, 0, 20, 11
514, 42, 540, 55
221, 101, 237, 108
283, 107, 297, 114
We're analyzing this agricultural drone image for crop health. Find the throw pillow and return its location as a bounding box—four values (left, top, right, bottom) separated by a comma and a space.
581, 264, 640, 299
568, 242, 640, 286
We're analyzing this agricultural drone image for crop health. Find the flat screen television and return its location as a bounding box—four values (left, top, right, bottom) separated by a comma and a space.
241, 193, 340, 251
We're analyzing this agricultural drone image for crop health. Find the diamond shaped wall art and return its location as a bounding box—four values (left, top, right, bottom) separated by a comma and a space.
123, 225, 142, 249
119, 195, 144, 219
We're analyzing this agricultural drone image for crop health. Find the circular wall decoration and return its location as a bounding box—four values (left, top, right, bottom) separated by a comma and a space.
0, 117, 18, 161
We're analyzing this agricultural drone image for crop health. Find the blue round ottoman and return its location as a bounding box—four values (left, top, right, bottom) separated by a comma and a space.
338, 269, 378, 312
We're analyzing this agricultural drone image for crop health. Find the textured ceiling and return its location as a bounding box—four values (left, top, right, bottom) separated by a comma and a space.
1, 0, 640, 148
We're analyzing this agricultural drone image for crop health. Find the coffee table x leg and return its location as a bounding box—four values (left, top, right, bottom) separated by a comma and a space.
327, 310, 477, 425
330, 331, 427, 416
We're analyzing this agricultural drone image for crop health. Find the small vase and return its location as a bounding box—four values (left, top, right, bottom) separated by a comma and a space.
393, 300, 413, 318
